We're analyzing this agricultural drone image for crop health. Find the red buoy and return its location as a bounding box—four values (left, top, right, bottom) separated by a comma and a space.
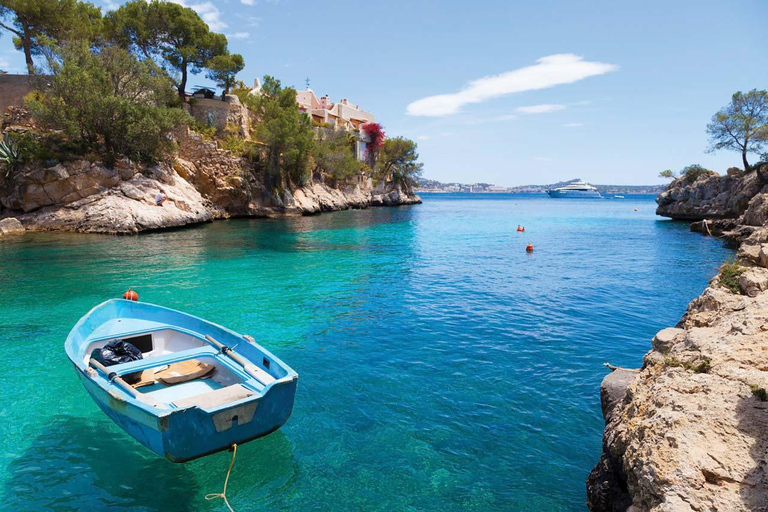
123, 288, 139, 301
516, 225, 523, 232
526, 243, 534, 253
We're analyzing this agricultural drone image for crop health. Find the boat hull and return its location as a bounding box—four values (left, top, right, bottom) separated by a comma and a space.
546, 189, 602, 198
74, 363, 297, 462
65, 299, 299, 463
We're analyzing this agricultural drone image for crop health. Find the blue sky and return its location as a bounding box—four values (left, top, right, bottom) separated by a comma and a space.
1, 0, 766, 185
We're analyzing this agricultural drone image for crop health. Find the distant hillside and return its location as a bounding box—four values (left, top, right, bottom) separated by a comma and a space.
416, 178, 666, 195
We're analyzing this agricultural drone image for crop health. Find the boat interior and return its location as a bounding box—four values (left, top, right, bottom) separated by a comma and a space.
82, 322, 280, 411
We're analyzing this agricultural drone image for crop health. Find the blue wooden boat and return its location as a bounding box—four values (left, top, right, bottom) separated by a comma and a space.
65, 299, 298, 462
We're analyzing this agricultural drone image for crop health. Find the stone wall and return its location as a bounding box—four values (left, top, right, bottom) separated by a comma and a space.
0, 74, 35, 113
187, 95, 250, 137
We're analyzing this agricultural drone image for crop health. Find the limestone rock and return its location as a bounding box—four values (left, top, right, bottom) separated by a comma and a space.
656, 167, 763, 221
739, 268, 768, 296
651, 327, 683, 352
0, 217, 24, 235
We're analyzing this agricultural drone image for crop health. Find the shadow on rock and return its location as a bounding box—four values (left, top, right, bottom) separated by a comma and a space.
736, 395, 768, 512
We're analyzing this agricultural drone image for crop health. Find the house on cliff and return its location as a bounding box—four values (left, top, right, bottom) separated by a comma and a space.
294, 88, 376, 162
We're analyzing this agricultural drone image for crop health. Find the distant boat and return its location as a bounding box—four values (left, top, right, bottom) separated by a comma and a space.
546, 180, 602, 198
614, 195, 625, 199
65, 299, 298, 462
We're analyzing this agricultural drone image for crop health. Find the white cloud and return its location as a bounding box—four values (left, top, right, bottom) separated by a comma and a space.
0, 58, 10, 70
406, 54, 617, 117
516, 104, 565, 114
168, 0, 227, 31
226, 32, 250, 40
241, 0, 255, 4
563, 122, 584, 128
416, 135, 431, 141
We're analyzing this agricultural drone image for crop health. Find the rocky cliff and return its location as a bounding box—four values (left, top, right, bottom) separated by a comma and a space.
0, 130, 420, 235
588, 164, 768, 511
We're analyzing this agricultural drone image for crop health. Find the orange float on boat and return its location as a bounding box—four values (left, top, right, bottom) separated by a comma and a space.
526, 243, 534, 253
122, 288, 139, 301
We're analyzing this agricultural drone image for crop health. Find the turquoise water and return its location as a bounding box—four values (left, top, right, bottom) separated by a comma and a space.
0, 194, 732, 511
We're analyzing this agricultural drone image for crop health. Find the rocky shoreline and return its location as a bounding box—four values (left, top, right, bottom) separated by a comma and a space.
587, 163, 768, 511
0, 130, 420, 235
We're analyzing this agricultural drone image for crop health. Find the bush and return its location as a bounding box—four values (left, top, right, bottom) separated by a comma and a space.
192, 121, 217, 141
221, 135, 245, 155
313, 128, 362, 183
0, 134, 22, 178
26, 46, 191, 165
719, 260, 745, 293
679, 164, 716, 184
751, 384, 768, 401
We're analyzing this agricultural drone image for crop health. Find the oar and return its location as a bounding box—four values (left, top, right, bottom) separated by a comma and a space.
89, 358, 162, 408
205, 335, 275, 385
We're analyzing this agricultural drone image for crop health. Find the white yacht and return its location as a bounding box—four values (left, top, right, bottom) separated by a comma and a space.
546, 180, 602, 198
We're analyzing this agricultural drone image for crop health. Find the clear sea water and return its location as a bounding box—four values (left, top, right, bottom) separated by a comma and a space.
0, 193, 732, 511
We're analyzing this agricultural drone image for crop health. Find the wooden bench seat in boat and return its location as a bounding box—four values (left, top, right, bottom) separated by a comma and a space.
132, 359, 216, 388
172, 384, 254, 410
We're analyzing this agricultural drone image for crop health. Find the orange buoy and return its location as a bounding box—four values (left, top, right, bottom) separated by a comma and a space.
526, 243, 534, 253
521, 227, 525, 232
123, 288, 139, 301
516, 225, 523, 232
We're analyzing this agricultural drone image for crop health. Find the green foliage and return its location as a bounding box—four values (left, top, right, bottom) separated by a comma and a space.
376, 136, 423, 189
750, 384, 768, 402
192, 120, 217, 140
251, 75, 315, 188
221, 135, 245, 154
26, 46, 191, 164
658, 169, 675, 180
206, 53, 244, 95
313, 128, 362, 183
663, 355, 711, 373
679, 164, 716, 183
105, 0, 228, 99
0, 0, 103, 74
706, 89, 768, 171
718, 260, 745, 294
0, 133, 22, 177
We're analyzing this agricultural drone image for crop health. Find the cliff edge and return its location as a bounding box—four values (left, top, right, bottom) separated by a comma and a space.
588, 164, 768, 511
0, 130, 420, 235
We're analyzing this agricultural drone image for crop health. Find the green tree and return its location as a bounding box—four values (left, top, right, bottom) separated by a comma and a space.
0, 0, 102, 74
659, 169, 675, 180
105, 0, 228, 100
313, 128, 361, 183
26, 45, 191, 164
251, 76, 315, 188
206, 53, 244, 96
376, 136, 423, 190
706, 89, 768, 171
678, 164, 715, 183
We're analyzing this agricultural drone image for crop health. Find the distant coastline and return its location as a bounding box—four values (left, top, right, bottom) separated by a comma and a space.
416, 178, 666, 195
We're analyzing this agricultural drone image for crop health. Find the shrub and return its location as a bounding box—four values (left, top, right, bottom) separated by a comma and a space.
0, 134, 22, 178
313, 128, 362, 183
679, 164, 716, 184
719, 260, 745, 293
192, 121, 217, 141
751, 384, 768, 402
221, 135, 245, 155
26, 46, 191, 165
